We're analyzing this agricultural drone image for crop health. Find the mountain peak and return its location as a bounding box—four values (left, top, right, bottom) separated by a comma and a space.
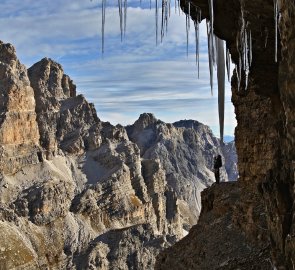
134, 113, 159, 130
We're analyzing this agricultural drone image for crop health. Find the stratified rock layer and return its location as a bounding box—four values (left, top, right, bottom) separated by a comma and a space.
0, 41, 40, 174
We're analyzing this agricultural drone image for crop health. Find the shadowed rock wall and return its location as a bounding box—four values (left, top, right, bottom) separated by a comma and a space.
156, 0, 295, 269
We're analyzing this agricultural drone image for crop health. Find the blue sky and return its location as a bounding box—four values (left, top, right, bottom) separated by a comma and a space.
0, 0, 236, 136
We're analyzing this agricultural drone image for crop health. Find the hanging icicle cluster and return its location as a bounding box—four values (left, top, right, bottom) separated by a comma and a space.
100, 0, 234, 143
101, 0, 127, 53
235, 7, 252, 91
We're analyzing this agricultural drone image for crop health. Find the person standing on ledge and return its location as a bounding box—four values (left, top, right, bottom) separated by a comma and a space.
213, 154, 222, 184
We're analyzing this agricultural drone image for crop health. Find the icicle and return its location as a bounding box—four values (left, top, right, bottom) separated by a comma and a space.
101, 0, 106, 54
249, 30, 252, 66
208, 0, 214, 31
150, 0, 152, 10
118, 0, 123, 41
244, 29, 248, 69
208, 0, 215, 66
194, 7, 201, 79
161, 0, 165, 42
188, 1, 191, 31
155, 0, 159, 45
186, 1, 189, 57
166, 0, 169, 35
238, 55, 242, 91
124, 0, 127, 37
216, 37, 225, 143
226, 46, 231, 82
244, 28, 250, 90
178, 0, 181, 16
206, 20, 214, 95
235, 65, 240, 90
274, 0, 278, 62
194, 22, 199, 76
198, 8, 201, 78
235, 29, 242, 91
264, 27, 268, 48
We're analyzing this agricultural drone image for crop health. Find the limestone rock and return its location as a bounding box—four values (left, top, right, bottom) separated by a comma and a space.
0, 42, 40, 174
0, 41, 237, 270
155, 183, 272, 270
79, 224, 178, 270
221, 141, 238, 182
127, 114, 236, 226
28, 58, 100, 157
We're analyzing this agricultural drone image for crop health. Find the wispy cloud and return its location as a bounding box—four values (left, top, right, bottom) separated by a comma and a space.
0, 0, 236, 136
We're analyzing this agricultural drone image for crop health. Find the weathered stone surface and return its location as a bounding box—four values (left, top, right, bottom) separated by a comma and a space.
28, 58, 99, 157
0, 41, 40, 174
221, 141, 238, 181
127, 114, 236, 226
155, 183, 272, 270
0, 41, 237, 269
79, 224, 178, 270
157, 0, 295, 269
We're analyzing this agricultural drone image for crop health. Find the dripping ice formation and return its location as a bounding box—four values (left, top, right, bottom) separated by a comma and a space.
160, 0, 171, 42
186, 1, 191, 56
274, 0, 278, 62
118, 0, 123, 41
226, 47, 231, 82
101, 0, 262, 142
156, 0, 159, 44
194, 7, 201, 79
101, 0, 128, 52
233, 3, 252, 92
124, 0, 127, 36
101, 0, 106, 54
206, 0, 226, 142
216, 37, 225, 143
206, 20, 214, 96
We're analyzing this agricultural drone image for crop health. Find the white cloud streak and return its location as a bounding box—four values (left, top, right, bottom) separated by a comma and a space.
0, 0, 236, 135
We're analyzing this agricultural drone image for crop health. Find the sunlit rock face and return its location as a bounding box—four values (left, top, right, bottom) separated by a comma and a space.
28, 58, 100, 158
0, 41, 40, 175
156, 0, 295, 269
127, 114, 237, 226
0, 41, 237, 269
0, 44, 182, 269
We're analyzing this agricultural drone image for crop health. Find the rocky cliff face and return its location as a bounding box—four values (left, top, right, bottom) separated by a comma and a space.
0, 41, 40, 174
127, 114, 237, 226
156, 0, 295, 269
0, 41, 237, 269
156, 183, 272, 270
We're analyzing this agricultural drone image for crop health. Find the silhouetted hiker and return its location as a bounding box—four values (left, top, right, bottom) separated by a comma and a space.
214, 155, 222, 184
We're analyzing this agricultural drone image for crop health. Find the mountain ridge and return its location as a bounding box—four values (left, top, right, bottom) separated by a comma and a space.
0, 41, 237, 269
